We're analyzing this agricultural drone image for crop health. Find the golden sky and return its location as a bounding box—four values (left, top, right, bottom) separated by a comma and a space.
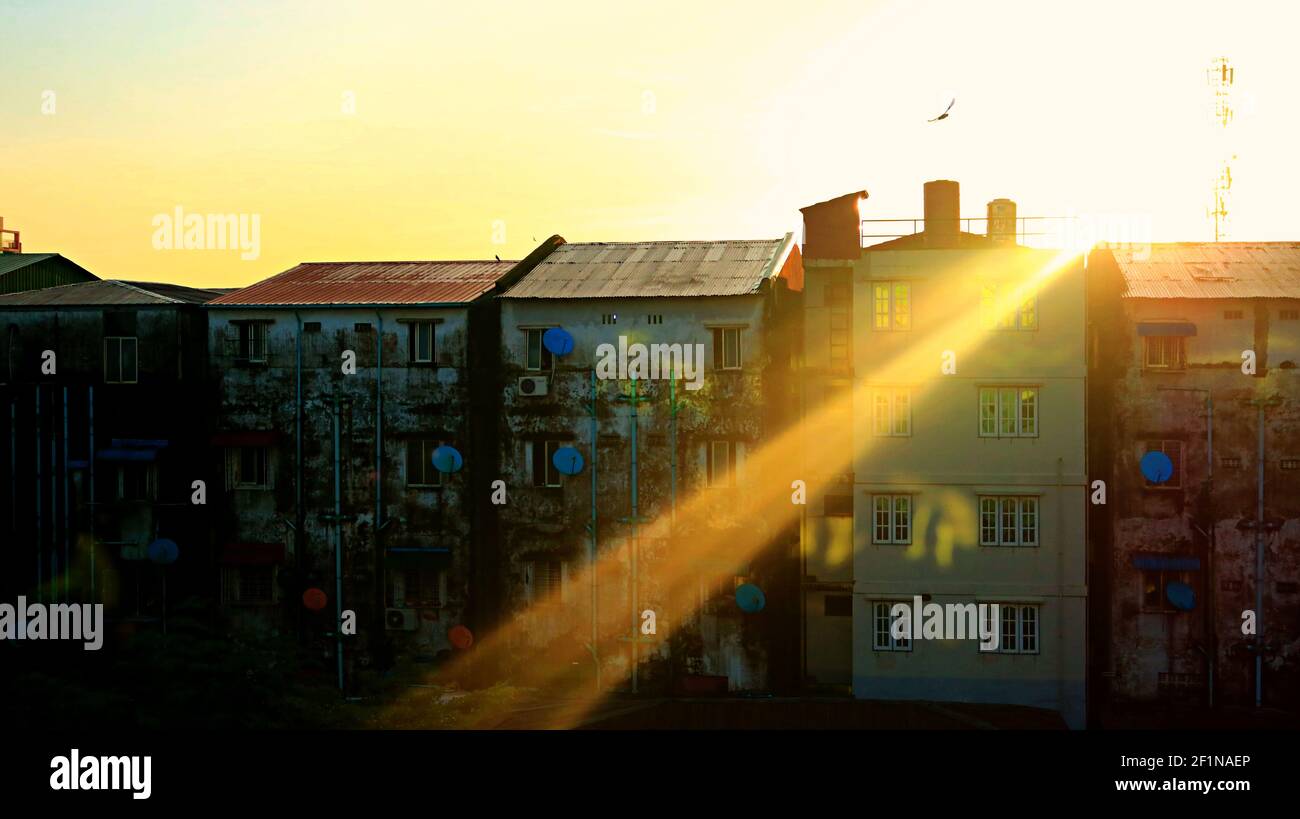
3, 0, 1297, 287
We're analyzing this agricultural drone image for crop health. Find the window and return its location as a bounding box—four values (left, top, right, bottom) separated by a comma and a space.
979, 496, 1038, 546
823, 494, 853, 517
602, 313, 618, 325
1144, 336, 1184, 369
525, 560, 568, 604
872, 387, 912, 436
1282, 458, 1299, 471
115, 463, 154, 501
226, 446, 269, 489
872, 601, 911, 651
524, 329, 553, 372
103, 336, 138, 383
1144, 440, 1183, 488
406, 439, 443, 487
1141, 570, 1187, 613
529, 439, 562, 487
303, 321, 322, 333
824, 595, 852, 617
390, 568, 444, 608
712, 327, 741, 370
409, 321, 435, 364
707, 440, 736, 488
647, 314, 663, 325
981, 604, 1039, 653
871, 495, 911, 544
1281, 309, 1299, 321
978, 387, 1038, 437
1224, 310, 1244, 320
354, 322, 372, 333
234, 321, 270, 363
1221, 456, 1242, 469
980, 284, 1037, 330
222, 566, 276, 604
872, 282, 911, 330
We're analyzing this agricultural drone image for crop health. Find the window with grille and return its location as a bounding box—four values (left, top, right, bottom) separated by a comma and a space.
980, 284, 1037, 330
233, 321, 270, 362
103, 336, 139, 383
408, 321, 435, 364
406, 439, 443, 487
390, 568, 444, 608
978, 387, 1038, 437
872, 601, 911, 651
712, 327, 741, 370
979, 496, 1038, 546
226, 446, 269, 489
980, 604, 1039, 653
707, 440, 736, 488
526, 560, 566, 604
1141, 570, 1187, 613
524, 328, 554, 372
529, 439, 562, 487
871, 495, 911, 544
1144, 336, 1184, 369
872, 282, 911, 330
222, 566, 276, 604
872, 387, 912, 436
115, 463, 154, 501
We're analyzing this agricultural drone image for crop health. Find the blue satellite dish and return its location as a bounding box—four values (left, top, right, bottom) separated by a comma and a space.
552, 445, 584, 476
735, 583, 766, 613
542, 327, 574, 357
1166, 581, 1196, 611
146, 538, 179, 565
1140, 451, 1174, 484
431, 445, 464, 474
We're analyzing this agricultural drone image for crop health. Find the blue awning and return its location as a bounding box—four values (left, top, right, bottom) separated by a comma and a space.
97, 448, 161, 462
1133, 555, 1201, 571
1137, 322, 1197, 337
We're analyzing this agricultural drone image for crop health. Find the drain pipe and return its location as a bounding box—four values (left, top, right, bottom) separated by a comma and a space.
1254, 401, 1264, 709
373, 311, 385, 674
333, 394, 344, 694
35, 387, 41, 603
62, 386, 69, 601
588, 368, 600, 692
88, 386, 94, 603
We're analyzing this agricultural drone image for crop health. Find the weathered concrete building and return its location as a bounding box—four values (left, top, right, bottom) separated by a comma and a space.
1088, 243, 1300, 709
0, 279, 222, 620
205, 259, 520, 678
491, 236, 804, 694
801, 181, 1088, 728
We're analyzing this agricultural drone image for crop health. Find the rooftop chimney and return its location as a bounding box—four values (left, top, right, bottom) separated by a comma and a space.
799, 190, 868, 261
986, 198, 1017, 245
923, 180, 960, 247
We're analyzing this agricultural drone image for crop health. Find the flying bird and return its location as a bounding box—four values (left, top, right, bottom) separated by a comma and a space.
929, 98, 955, 122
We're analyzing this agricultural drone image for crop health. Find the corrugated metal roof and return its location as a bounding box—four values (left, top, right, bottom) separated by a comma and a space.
502, 236, 795, 299
0, 252, 58, 276
0, 279, 225, 306
209, 260, 517, 306
1115, 243, 1300, 299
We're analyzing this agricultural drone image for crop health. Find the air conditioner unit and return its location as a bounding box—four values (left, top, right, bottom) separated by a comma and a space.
385, 608, 418, 631
518, 375, 549, 396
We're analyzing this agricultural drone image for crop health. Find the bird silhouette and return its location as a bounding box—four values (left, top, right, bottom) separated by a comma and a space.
495, 254, 501, 261
929, 98, 955, 122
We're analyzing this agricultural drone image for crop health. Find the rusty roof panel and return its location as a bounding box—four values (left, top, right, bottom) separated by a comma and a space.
0, 279, 225, 306
1114, 243, 1300, 299
209, 260, 517, 306
502, 237, 795, 299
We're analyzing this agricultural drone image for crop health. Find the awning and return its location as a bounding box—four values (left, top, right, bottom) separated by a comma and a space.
1137, 322, 1197, 337
211, 431, 279, 447
221, 542, 286, 565
96, 448, 162, 462
385, 548, 452, 569
1133, 555, 1201, 571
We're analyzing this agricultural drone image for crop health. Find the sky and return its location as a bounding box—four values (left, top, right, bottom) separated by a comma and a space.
2, 0, 1298, 288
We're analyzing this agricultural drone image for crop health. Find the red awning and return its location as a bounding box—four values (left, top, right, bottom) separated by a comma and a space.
221, 542, 285, 565
211, 431, 280, 447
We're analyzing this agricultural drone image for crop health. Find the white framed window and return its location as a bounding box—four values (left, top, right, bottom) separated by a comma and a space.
979, 496, 1038, 546
409, 321, 435, 364
222, 565, 277, 604
872, 282, 911, 330
225, 446, 269, 489
524, 559, 569, 604
389, 568, 446, 608
978, 387, 1038, 437
1143, 440, 1183, 489
872, 387, 912, 436
980, 604, 1039, 654
406, 439, 443, 487
712, 327, 741, 370
526, 439, 563, 487
1144, 336, 1184, 369
980, 283, 1037, 330
872, 601, 912, 651
871, 494, 911, 544
524, 328, 554, 372
707, 440, 736, 488
104, 336, 138, 383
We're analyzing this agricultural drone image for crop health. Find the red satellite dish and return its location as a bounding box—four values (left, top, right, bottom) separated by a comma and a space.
448, 624, 474, 649
302, 588, 327, 611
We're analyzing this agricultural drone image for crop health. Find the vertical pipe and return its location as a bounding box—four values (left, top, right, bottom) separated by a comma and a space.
630, 378, 639, 694
334, 395, 344, 694
1255, 403, 1264, 708
670, 368, 677, 526
88, 385, 95, 604
294, 312, 303, 584
9, 400, 15, 571
62, 386, 69, 600
1206, 395, 1215, 708
35, 387, 41, 603
374, 312, 384, 664
50, 419, 57, 600
589, 368, 600, 692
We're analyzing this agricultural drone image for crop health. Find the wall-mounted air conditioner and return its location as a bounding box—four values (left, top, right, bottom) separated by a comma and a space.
518, 375, 549, 397
385, 608, 418, 631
